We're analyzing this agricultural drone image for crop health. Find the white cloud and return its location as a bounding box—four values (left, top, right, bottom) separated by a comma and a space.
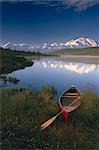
64, 0, 99, 11
1, 0, 99, 11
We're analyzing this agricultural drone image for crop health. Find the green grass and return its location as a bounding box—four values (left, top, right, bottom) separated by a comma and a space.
0, 75, 19, 86
51, 47, 99, 55
8, 76, 19, 84
0, 86, 99, 149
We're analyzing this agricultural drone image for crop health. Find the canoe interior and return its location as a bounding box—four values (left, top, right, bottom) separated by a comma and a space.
61, 96, 79, 106
60, 86, 81, 112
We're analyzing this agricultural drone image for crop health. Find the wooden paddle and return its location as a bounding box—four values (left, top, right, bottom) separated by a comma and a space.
41, 97, 80, 130
41, 110, 64, 130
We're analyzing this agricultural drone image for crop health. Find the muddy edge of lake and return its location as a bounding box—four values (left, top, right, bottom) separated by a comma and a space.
55, 55, 99, 64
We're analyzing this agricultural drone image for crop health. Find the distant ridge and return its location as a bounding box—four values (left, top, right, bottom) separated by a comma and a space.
1, 37, 98, 51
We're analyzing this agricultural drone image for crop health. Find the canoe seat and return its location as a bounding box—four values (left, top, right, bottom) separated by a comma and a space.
66, 93, 78, 95
62, 95, 78, 97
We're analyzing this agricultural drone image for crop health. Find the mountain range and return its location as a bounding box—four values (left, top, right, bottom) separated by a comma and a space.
1, 37, 98, 51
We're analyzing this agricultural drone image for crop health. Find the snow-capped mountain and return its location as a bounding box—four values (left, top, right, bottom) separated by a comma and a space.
1, 37, 98, 51
2, 42, 10, 49
65, 37, 97, 48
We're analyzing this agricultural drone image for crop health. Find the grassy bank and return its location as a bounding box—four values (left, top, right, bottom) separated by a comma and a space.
51, 47, 99, 56
0, 48, 34, 74
0, 48, 54, 74
0, 87, 99, 149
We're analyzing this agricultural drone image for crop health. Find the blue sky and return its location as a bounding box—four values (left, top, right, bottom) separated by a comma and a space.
1, 0, 99, 44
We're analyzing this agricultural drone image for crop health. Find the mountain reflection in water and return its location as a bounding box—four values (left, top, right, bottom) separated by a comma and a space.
3, 57, 99, 95
37, 60, 97, 74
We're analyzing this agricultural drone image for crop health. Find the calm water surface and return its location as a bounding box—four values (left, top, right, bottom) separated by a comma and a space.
2, 57, 99, 96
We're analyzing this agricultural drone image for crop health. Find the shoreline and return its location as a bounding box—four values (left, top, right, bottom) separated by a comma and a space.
60, 55, 99, 58
55, 55, 99, 64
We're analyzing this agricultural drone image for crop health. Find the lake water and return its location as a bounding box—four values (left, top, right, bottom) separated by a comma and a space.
1, 56, 99, 96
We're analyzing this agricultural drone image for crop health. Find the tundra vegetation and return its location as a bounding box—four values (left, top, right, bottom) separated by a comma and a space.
52, 47, 99, 55
0, 86, 99, 149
